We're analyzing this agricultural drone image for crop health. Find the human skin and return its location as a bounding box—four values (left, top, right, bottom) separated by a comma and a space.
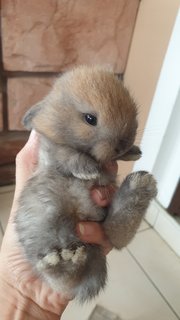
0, 130, 117, 320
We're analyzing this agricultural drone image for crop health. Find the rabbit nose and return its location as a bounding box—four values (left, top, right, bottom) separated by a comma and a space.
115, 147, 123, 154
115, 147, 120, 153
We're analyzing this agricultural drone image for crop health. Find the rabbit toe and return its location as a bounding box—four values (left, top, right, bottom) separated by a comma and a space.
127, 171, 157, 197
37, 250, 61, 271
72, 246, 87, 264
61, 246, 87, 265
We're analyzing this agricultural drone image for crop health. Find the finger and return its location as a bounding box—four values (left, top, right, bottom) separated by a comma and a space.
77, 222, 113, 255
15, 130, 39, 182
13, 130, 39, 206
91, 185, 117, 207
16, 130, 39, 167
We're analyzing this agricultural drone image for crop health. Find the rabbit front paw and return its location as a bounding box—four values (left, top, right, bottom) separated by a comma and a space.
72, 160, 100, 180
37, 250, 61, 270
73, 171, 100, 180
127, 171, 157, 198
103, 171, 157, 250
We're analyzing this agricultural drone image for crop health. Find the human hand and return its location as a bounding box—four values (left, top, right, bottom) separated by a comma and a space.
77, 161, 118, 254
0, 130, 117, 319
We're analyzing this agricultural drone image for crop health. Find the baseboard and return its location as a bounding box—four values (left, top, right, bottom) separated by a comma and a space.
145, 199, 180, 257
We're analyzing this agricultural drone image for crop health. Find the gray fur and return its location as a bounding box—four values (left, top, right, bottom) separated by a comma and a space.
15, 66, 157, 302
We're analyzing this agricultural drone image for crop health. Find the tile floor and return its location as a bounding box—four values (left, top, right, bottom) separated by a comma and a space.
0, 186, 180, 320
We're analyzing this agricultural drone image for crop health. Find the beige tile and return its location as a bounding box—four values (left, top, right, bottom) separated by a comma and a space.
0, 185, 15, 194
145, 200, 160, 226
154, 209, 180, 257
62, 249, 178, 320
88, 305, 120, 320
0, 225, 3, 247
62, 298, 95, 320
138, 219, 150, 232
128, 228, 180, 317
0, 191, 14, 231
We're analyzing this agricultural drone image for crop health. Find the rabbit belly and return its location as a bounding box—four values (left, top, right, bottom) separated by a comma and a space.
15, 171, 107, 301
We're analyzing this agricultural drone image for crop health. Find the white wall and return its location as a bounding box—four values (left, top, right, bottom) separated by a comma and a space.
122, 0, 180, 254
134, 9, 180, 208
124, 0, 180, 127
119, 0, 180, 180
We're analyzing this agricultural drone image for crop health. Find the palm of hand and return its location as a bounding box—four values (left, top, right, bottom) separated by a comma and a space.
0, 209, 68, 315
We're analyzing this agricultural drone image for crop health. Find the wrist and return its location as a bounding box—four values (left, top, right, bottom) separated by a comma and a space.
0, 273, 60, 320
0, 232, 69, 319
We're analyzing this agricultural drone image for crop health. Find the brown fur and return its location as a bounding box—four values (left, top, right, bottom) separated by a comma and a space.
27, 66, 139, 163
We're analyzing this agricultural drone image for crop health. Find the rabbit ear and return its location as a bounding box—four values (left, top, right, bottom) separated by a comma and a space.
22, 102, 43, 130
119, 145, 142, 161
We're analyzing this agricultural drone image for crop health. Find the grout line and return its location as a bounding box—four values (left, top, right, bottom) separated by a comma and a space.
2, 71, 61, 78
0, 189, 15, 195
0, 187, 15, 195
0, 222, 4, 235
2, 71, 123, 78
153, 227, 180, 260
137, 226, 152, 233
149, 201, 180, 259
127, 247, 180, 320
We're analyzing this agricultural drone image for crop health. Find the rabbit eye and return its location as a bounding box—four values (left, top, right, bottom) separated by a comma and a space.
84, 114, 97, 126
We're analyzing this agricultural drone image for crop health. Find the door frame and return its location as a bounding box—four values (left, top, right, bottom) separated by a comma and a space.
133, 9, 180, 256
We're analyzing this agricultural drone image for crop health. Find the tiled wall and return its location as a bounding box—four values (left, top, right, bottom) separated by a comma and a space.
0, 0, 140, 184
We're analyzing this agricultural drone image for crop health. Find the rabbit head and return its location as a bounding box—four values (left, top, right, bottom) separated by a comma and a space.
23, 66, 141, 163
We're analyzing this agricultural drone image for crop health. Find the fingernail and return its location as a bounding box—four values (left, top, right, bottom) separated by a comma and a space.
78, 223, 94, 236
78, 223, 85, 235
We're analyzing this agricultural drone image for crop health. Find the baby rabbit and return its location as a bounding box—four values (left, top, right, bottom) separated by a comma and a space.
15, 66, 157, 302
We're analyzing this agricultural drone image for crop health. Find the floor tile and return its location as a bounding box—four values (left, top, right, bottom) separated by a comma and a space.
128, 228, 180, 317
0, 185, 15, 194
154, 209, 180, 257
88, 305, 120, 320
138, 219, 150, 232
62, 249, 178, 320
0, 225, 3, 247
175, 216, 180, 225
0, 191, 14, 231
145, 200, 160, 226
